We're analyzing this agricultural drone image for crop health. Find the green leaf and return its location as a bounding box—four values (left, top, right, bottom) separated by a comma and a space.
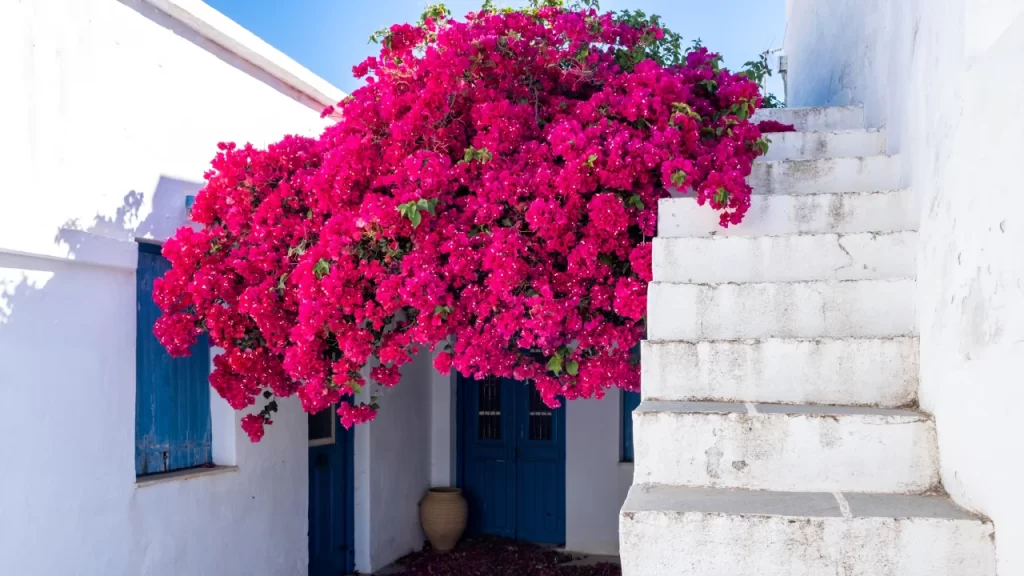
409, 210, 422, 228
462, 146, 493, 164
713, 187, 730, 206
670, 170, 687, 188
626, 195, 645, 210
671, 102, 701, 121
313, 259, 331, 279
546, 354, 563, 375
348, 379, 363, 395
434, 305, 452, 320
753, 136, 771, 156
586, 154, 598, 167
566, 360, 579, 376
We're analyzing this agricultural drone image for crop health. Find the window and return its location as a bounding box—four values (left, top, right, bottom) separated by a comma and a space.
477, 377, 502, 440
309, 405, 335, 446
621, 390, 641, 462
527, 386, 553, 441
135, 242, 212, 476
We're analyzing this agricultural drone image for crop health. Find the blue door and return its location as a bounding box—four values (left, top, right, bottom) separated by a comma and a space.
308, 407, 354, 576
459, 375, 566, 544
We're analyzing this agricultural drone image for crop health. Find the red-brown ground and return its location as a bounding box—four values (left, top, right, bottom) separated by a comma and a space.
377, 536, 621, 576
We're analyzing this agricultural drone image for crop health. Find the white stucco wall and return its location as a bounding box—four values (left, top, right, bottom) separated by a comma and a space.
354, 351, 433, 573
783, 0, 894, 132
429, 356, 458, 489
565, 393, 633, 555
785, 1, 1024, 574
0, 0, 350, 574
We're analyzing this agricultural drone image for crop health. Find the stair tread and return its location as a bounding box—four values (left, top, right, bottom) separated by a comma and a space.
635, 400, 926, 420
624, 484, 983, 522
749, 156, 901, 196
658, 230, 912, 239
645, 335, 918, 343
751, 106, 866, 133
650, 277, 913, 286
657, 189, 916, 238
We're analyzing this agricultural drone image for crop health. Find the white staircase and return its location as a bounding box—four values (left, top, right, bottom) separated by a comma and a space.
620, 106, 997, 576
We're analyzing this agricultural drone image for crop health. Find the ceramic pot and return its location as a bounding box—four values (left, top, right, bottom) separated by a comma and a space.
419, 487, 468, 552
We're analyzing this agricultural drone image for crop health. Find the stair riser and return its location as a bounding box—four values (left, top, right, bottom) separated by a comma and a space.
620, 512, 996, 576
654, 232, 916, 284
658, 190, 916, 238
648, 280, 917, 341
633, 410, 938, 493
641, 338, 919, 407
752, 106, 865, 132
750, 156, 901, 195
758, 130, 885, 161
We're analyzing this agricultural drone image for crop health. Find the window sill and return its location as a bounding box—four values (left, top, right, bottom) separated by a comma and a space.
618, 461, 635, 468
136, 465, 238, 488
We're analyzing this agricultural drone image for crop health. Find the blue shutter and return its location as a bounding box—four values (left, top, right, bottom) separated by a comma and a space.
621, 390, 641, 462
135, 242, 212, 476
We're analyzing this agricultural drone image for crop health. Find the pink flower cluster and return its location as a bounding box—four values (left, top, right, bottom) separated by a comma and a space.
153, 4, 769, 441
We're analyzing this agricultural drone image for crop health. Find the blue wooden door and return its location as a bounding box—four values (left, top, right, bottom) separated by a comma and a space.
514, 385, 565, 543
308, 407, 354, 576
459, 375, 565, 545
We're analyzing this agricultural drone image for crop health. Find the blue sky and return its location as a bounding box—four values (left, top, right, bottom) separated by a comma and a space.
207, 0, 785, 98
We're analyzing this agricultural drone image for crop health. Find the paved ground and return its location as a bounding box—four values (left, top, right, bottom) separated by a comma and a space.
370, 536, 620, 575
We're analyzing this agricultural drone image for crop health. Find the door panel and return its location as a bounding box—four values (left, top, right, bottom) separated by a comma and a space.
461, 376, 516, 538
309, 407, 354, 576
515, 386, 565, 544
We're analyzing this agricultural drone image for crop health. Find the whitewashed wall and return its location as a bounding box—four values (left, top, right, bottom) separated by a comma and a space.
566, 394, 633, 555
784, 0, 894, 132
354, 351, 433, 573
0, 0, 347, 574
785, 2, 1024, 574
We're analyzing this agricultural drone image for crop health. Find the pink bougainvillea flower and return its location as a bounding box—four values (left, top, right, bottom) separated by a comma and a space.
153, 3, 770, 440
240, 414, 266, 443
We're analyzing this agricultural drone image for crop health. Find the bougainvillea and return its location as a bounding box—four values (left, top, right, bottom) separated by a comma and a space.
153, 1, 773, 441
757, 120, 796, 133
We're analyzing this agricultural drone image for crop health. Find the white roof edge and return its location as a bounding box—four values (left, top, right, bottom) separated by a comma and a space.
143, 0, 347, 110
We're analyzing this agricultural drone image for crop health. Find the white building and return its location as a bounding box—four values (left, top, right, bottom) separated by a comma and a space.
620, 0, 1024, 574
0, 1, 632, 574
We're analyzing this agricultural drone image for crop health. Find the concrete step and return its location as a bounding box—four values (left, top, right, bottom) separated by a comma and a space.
752, 105, 865, 132
631, 401, 938, 493
620, 484, 996, 576
653, 232, 916, 284
647, 279, 916, 341
758, 129, 886, 161
658, 190, 915, 238
641, 337, 918, 407
750, 156, 901, 195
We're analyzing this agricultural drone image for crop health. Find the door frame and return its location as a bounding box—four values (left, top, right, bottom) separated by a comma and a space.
455, 372, 566, 544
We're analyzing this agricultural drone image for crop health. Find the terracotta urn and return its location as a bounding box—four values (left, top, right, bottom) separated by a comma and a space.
419, 487, 468, 552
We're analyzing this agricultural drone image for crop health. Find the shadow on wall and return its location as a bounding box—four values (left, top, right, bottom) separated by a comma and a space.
0, 174, 202, 386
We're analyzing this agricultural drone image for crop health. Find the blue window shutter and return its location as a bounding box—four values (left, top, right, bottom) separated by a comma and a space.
621, 390, 641, 462
135, 243, 212, 476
